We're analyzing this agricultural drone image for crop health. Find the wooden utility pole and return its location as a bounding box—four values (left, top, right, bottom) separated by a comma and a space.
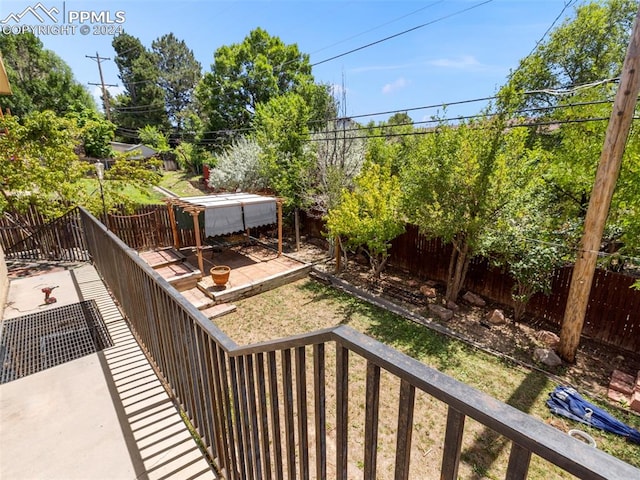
86, 52, 117, 122
558, 5, 640, 363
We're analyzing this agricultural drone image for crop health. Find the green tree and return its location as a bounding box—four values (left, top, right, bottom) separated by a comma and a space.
0, 110, 162, 220
0, 32, 94, 117
67, 107, 115, 159
506, 0, 637, 110
196, 28, 315, 148
254, 92, 315, 247
401, 112, 540, 302
254, 92, 312, 208
537, 87, 640, 266
112, 33, 168, 134
483, 190, 566, 321
151, 33, 202, 132
138, 125, 171, 153
0, 111, 87, 216
326, 156, 404, 278
174, 142, 214, 174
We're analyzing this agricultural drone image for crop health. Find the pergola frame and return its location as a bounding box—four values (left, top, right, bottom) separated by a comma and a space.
164, 194, 283, 277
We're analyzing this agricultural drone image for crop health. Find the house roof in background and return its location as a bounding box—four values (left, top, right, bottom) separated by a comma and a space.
110, 142, 157, 159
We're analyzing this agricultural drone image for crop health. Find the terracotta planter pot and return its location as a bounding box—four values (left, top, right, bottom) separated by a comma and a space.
210, 265, 231, 286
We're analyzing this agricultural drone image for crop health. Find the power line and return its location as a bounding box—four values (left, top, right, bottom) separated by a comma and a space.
308, 1, 445, 56
525, 0, 577, 58
310, 0, 494, 67
86, 52, 118, 122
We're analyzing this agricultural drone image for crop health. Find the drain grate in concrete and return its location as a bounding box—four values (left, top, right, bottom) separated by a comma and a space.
0, 300, 113, 384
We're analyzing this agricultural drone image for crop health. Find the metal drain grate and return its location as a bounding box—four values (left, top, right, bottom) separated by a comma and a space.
0, 300, 113, 384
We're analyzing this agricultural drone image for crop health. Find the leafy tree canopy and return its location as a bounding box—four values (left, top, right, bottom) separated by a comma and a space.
326, 152, 405, 278
67, 106, 115, 159
401, 111, 542, 301
505, 0, 637, 110
196, 27, 319, 148
254, 91, 313, 209
0, 111, 87, 216
0, 32, 95, 117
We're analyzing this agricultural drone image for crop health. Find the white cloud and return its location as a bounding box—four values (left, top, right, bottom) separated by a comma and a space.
429, 55, 482, 69
382, 77, 409, 94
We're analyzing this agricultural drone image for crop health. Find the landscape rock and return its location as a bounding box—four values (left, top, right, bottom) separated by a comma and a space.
428, 304, 454, 321
533, 348, 562, 367
486, 309, 506, 325
446, 300, 460, 312
354, 253, 368, 265
462, 291, 486, 307
420, 286, 437, 298
535, 330, 560, 348
631, 391, 640, 413
405, 278, 419, 288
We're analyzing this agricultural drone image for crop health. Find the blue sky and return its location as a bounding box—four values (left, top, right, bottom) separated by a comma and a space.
1, 0, 578, 123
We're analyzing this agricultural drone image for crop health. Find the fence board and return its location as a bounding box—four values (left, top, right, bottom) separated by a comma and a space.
388, 225, 640, 353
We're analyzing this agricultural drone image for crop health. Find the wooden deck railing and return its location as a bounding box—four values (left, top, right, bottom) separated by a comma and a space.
79, 208, 638, 480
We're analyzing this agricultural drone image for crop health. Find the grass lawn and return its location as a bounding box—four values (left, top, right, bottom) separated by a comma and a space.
79, 178, 164, 205
157, 170, 208, 197
214, 278, 640, 479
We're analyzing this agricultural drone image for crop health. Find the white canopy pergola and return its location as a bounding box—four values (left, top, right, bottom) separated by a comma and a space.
164, 193, 283, 276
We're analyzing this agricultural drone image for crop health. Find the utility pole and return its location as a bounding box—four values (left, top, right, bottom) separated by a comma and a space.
558, 4, 640, 363
86, 52, 117, 122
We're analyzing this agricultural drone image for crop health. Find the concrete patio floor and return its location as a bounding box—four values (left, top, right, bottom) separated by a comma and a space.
0, 263, 217, 480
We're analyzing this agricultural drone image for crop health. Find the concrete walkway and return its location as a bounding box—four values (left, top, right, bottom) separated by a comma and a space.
0, 263, 217, 480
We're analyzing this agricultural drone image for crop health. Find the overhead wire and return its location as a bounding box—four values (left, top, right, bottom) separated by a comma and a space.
307, 1, 445, 56
310, 0, 494, 67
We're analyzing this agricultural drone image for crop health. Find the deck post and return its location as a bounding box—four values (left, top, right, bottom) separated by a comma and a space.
186, 207, 204, 277
277, 199, 283, 257
165, 199, 180, 249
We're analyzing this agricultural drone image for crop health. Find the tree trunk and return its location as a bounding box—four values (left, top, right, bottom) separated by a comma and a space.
512, 282, 533, 322
445, 238, 470, 302
445, 244, 459, 302
372, 254, 389, 279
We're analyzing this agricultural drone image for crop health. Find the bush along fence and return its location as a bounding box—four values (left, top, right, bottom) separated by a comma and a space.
2, 205, 638, 353
389, 225, 640, 354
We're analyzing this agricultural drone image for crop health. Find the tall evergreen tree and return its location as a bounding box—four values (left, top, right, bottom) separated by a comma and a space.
151, 33, 201, 133
111, 32, 168, 137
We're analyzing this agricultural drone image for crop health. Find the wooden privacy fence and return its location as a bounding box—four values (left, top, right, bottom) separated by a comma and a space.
390, 225, 640, 353
78, 208, 638, 480
0, 205, 49, 251
106, 204, 203, 250
3, 205, 638, 351
0, 203, 202, 253
3, 208, 89, 263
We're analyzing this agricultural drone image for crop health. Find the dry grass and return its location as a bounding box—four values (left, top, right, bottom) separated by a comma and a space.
213, 278, 640, 478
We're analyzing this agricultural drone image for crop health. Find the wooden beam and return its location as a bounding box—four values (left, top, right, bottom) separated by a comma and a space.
559, 4, 640, 363
186, 207, 205, 277
277, 199, 283, 257
164, 199, 180, 249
